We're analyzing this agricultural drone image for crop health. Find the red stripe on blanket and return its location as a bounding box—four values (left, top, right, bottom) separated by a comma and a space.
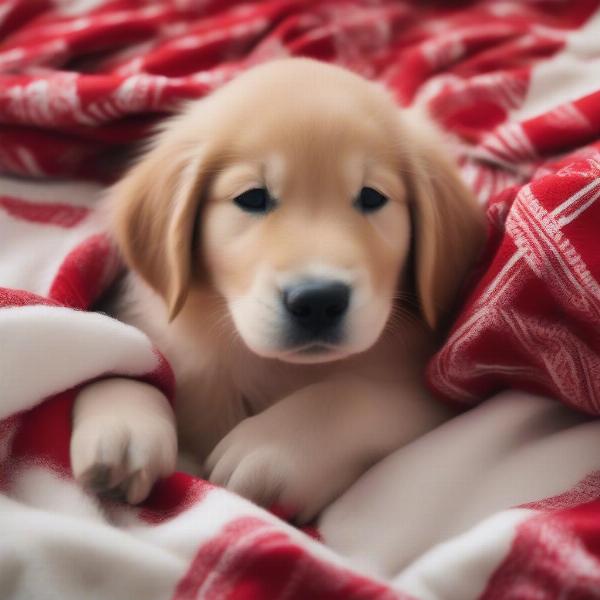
523, 90, 600, 155
0, 196, 90, 227
0, 287, 60, 309
0, 415, 22, 491
172, 516, 405, 600
49, 233, 121, 309
10, 390, 75, 473
138, 349, 177, 406
519, 471, 600, 512
138, 473, 213, 524
482, 499, 600, 599
0, 0, 51, 40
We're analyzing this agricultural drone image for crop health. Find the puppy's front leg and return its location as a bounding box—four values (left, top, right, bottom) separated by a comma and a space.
71, 378, 177, 504
206, 376, 450, 522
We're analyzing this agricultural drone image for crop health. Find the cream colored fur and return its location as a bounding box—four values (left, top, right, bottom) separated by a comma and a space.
70, 59, 484, 522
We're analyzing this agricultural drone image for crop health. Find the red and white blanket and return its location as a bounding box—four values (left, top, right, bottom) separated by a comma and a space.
1, 1, 600, 598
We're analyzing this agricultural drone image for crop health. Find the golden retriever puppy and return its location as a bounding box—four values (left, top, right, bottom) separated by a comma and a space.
70, 58, 485, 522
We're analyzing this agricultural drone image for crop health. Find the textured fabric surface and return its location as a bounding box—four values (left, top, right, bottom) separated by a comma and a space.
1, 1, 600, 598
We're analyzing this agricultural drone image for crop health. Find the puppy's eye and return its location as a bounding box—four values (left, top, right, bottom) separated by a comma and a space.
233, 188, 273, 213
355, 187, 388, 213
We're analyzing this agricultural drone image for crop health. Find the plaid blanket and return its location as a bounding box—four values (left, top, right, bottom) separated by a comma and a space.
1, 1, 600, 599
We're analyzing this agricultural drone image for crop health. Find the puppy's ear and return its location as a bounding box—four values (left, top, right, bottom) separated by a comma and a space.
402, 111, 486, 329
109, 138, 210, 320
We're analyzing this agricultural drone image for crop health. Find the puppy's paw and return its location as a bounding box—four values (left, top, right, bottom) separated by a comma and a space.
70, 379, 177, 504
205, 416, 341, 523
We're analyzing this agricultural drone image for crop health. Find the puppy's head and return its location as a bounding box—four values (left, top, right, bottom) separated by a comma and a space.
110, 59, 484, 364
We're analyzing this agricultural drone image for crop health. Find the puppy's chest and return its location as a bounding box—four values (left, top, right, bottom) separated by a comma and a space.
172, 349, 304, 458
174, 368, 241, 458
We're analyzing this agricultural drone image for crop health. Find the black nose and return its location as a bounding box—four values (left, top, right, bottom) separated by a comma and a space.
283, 281, 350, 332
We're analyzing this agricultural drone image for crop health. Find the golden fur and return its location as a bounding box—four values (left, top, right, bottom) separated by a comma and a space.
71, 59, 484, 521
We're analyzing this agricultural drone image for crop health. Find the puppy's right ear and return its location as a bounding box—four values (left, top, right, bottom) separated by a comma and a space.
109, 137, 210, 321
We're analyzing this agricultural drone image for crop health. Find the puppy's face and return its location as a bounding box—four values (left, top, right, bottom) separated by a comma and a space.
202, 103, 410, 363
111, 59, 484, 364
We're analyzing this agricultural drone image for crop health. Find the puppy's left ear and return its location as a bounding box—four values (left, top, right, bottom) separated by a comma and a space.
401, 110, 486, 329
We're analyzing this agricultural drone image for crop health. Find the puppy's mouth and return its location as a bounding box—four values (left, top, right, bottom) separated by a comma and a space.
297, 343, 335, 354
277, 342, 350, 364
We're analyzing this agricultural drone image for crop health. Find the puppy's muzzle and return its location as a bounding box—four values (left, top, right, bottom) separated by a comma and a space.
282, 280, 350, 345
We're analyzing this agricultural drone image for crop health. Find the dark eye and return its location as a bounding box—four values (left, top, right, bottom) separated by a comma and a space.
233, 188, 273, 213
355, 187, 388, 213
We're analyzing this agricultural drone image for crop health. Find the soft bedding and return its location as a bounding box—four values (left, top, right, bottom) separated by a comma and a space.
1, 1, 600, 599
